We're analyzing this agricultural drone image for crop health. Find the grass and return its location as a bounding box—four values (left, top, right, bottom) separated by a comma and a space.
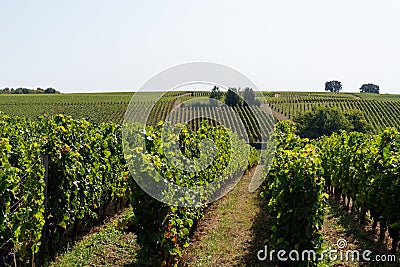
50, 168, 275, 267
181, 168, 275, 267
50, 208, 139, 267
321, 198, 399, 267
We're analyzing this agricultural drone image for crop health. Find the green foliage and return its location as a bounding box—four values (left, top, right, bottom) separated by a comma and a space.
262, 121, 400, 264
325, 81, 342, 93
124, 121, 254, 266
317, 128, 400, 251
262, 121, 327, 266
264, 91, 400, 131
294, 106, 352, 139
43, 87, 60, 94
294, 106, 371, 139
0, 92, 181, 125
225, 88, 240, 106
0, 113, 128, 264
209, 86, 223, 101
39, 115, 128, 230
2, 91, 399, 135
360, 83, 380, 94
0, 116, 45, 262
248, 146, 260, 167
343, 109, 372, 133
0, 87, 60, 94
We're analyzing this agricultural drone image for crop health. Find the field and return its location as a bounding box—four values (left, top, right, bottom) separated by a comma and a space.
264, 92, 400, 130
1, 91, 399, 266
2, 91, 399, 132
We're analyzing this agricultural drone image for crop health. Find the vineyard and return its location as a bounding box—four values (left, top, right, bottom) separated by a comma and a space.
1, 91, 400, 266
0, 112, 259, 265
264, 92, 400, 130
0, 114, 128, 265
0, 92, 273, 143
263, 121, 400, 265
163, 105, 274, 143
0, 92, 187, 125
2, 91, 400, 133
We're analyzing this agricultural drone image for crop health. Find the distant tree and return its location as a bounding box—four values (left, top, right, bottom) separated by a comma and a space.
242, 87, 256, 106
14, 88, 24, 94
210, 86, 223, 100
360, 83, 380, 94
0, 88, 10, 94
1, 86, 59, 94
44, 87, 60, 94
225, 87, 240, 106
325, 81, 342, 93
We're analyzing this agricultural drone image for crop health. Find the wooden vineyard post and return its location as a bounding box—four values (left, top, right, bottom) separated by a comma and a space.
37, 154, 49, 267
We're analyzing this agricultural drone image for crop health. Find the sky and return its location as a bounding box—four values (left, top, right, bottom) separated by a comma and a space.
1, 0, 399, 94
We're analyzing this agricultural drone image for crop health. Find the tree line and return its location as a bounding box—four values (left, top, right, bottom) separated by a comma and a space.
209, 86, 260, 106
325, 81, 380, 94
294, 106, 372, 139
0, 87, 60, 94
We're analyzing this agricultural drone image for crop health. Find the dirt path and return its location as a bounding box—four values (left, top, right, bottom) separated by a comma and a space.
172, 92, 192, 109
349, 93, 361, 99
271, 109, 289, 121
321, 199, 399, 266
180, 168, 275, 267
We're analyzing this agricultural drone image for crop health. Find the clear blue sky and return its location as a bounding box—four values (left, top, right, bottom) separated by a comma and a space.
1, 0, 399, 94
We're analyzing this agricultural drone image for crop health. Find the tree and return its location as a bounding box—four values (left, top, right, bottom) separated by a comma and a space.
344, 109, 372, 133
225, 87, 240, 106
209, 86, 223, 100
44, 87, 60, 94
242, 87, 256, 106
1, 86, 60, 94
1, 88, 10, 94
294, 106, 370, 139
14, 88, 24, 94
325, 81, 342, 93
360, 83, 380, 94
